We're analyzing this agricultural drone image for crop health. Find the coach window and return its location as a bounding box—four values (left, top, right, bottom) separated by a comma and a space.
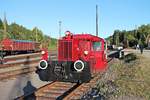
92, 42, 101, 51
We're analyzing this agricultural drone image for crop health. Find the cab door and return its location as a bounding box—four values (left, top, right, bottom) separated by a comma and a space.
90, 41, 106, 73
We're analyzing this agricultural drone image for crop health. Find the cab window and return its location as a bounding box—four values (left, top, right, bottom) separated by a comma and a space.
104, 41, 107, 50
92, 42, 101, 51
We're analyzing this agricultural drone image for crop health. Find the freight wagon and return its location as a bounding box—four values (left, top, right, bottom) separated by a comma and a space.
0, 38, 41, 57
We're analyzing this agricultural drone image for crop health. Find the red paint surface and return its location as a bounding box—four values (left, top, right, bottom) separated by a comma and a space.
58, 31, 107, 72
1, 38, 39, 51
41, 49, 48, 61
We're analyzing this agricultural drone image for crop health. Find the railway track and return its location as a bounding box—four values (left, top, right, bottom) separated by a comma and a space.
63, 74, 101, 100
35, 82, 78, 100
0, 65, 36, 80
16, 81, 76, 100
0, 50, 117, 100
0, 53, 41, 67
0, 50, 115, 81
16, 73, 102, 100
0, 51, 57, 81
15, 51, 117, 100
16, 74, 103, 100
0, 51, 57, 67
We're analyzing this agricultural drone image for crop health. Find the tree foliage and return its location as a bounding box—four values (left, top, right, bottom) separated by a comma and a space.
0, 19, 3, 29
106, 24, 150, 48
0, 18, 57, 50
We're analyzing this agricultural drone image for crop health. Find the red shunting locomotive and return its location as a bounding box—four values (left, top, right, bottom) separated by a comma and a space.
37, 31, 107, 83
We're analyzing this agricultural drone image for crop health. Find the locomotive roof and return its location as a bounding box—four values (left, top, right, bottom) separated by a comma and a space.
64, 34, 104, 41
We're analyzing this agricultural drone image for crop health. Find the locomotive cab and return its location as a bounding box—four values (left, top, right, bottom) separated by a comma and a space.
37, 31, 107, 83
90, 40, 107, 73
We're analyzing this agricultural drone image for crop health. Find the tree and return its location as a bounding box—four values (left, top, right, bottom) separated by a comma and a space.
0, 19, 3, 29
0, 17, 57, 50
32, 27, 44, 42
113, 30, 120, 46
8, 23, 21, 39
3, 14, 8, 33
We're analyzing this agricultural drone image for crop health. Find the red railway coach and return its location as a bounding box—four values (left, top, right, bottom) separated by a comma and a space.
37, 31, 107, 83
0, 38, 40, 56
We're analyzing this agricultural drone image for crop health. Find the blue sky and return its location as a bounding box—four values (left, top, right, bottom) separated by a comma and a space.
0, 0, 150, 38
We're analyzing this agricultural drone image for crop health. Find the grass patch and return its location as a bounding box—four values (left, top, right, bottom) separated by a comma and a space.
97, 53, 150, 100
114, 54, 150, 99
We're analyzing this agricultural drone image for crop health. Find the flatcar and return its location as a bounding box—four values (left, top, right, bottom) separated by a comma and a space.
0, 38, 41, 57
37, 31, 107, 83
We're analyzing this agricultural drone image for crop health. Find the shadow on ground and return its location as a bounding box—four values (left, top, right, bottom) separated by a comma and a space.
7, 56, 37, 100
22, 81, 37, 100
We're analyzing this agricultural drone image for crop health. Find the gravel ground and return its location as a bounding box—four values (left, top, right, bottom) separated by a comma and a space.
81, 49, 150, 100
0, 72, 50, 100
0, 49, 149, 100
0, 52, 56, 100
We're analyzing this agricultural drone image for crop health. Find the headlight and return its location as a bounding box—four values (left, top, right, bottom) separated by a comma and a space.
74, 60, 84, 72
41, 51, 45, 55
38, 60, 48, 69
84, 50, 89, 55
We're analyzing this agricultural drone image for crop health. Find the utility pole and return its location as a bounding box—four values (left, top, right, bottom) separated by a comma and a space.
59, 21, 62, 38
96, 5, 98, 36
